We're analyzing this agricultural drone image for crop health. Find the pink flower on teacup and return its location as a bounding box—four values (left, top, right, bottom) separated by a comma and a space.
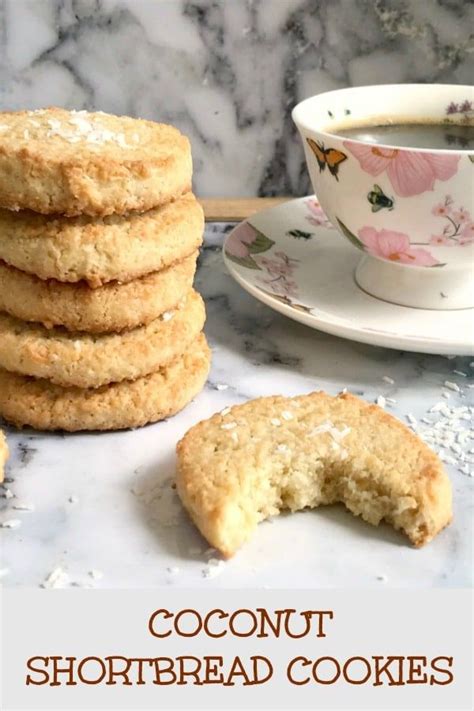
432, 202, 452, 217
345, 142, 460, 197
452, 207, 471, 224
430, 234, 451, 246
460, 222, 474, 244
225, 222, 259, 258
359, 227, 440, 267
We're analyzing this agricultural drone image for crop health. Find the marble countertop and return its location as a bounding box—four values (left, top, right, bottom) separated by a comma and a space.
1, 223, 473, 590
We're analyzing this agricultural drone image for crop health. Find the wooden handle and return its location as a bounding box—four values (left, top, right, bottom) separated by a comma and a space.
200, 197, 292, 222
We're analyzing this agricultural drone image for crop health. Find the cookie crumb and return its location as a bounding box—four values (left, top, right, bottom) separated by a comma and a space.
202, 558, 226, 579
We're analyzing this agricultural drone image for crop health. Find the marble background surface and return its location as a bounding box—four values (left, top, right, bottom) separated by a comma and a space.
1, 223, 473, 590
0, 0, 473, 196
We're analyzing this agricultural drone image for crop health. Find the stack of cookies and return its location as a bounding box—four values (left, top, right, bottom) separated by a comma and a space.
0, 108, 211, 431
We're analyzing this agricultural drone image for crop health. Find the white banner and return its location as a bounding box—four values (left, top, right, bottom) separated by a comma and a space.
0, 588, 472, 710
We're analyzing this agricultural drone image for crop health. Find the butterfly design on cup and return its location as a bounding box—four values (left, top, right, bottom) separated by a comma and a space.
306, 138, 347, 180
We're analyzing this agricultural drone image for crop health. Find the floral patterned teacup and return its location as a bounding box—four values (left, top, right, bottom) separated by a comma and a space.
293, 84, 474, 309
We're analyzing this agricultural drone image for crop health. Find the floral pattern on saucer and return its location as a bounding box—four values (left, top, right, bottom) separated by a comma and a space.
225, 222, 274, 270
223, 196, 473, 355
224, 199, 331, 312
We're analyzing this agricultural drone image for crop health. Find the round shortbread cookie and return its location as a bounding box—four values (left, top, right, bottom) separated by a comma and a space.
0, 253, 197, 333
0, 333, 211, 432
0, 192, 203, 287
0, 290, 205, 388
0, 108, 192, 216
176, 391, 452, 556
0, 430, 8, 482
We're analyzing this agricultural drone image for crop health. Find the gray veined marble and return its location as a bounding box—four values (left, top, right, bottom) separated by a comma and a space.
1, 223, 473, 590
0, 0, 472, 590
0, 0, 473, 196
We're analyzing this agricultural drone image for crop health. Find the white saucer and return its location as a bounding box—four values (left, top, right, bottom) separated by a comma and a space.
223, 196, 474, 355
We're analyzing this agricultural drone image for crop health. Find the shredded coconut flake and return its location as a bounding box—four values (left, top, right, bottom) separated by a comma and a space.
41, 567, 69, 589
382, 376, 395, 384
415, 396, 473, 477
215, 383, 228, 391
271, 418, 281, 427
221, 422, 237, 430
309, 421, 350, 442
12, 503, 35, 511
281, 410, 293, 421
1, 519, 21, 529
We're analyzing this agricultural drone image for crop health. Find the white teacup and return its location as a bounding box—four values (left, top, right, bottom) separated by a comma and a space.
292, 84, 474, 309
